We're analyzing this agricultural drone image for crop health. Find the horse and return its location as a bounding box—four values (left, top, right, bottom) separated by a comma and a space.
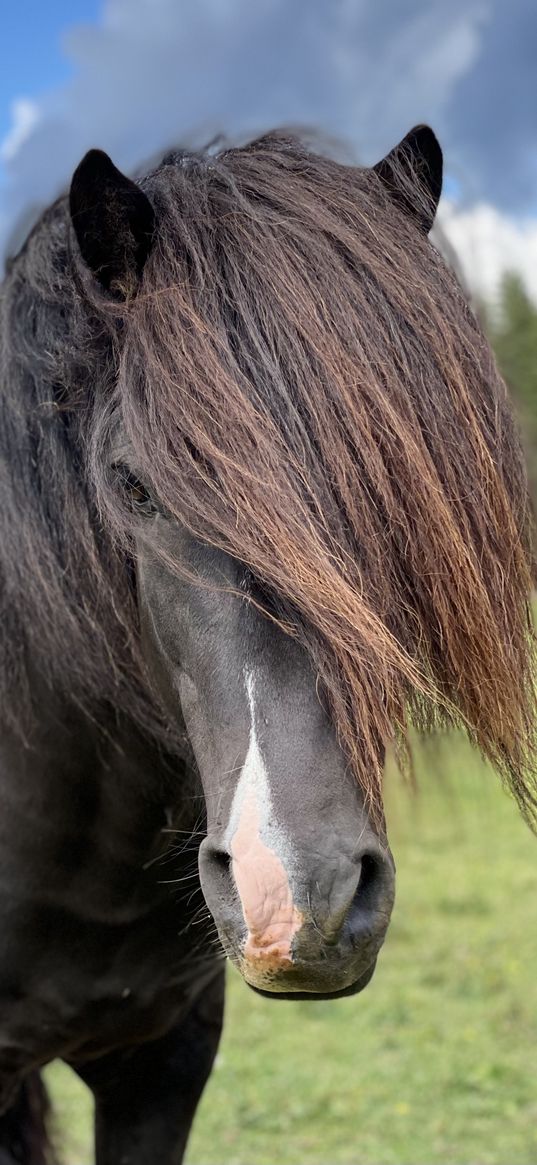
0, 122, 535, 1164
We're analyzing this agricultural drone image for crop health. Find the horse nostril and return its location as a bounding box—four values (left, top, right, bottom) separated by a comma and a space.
198, 840, 234, 910
199, 842, 231, 883
211, 849, 231, 875
347, 848, 395, 935
311, 848, 394, 948
358, 853, 383, 902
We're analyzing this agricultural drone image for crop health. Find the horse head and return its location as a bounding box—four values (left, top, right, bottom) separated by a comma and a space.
66, 125, 535, 997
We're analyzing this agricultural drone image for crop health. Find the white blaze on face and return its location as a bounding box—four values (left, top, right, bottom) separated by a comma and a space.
225, 670, 303, 968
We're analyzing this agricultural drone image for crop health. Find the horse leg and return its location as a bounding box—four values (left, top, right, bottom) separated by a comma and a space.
73, 970, 225, 1165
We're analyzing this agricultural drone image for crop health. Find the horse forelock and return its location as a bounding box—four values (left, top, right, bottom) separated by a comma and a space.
2, 130, 536, 826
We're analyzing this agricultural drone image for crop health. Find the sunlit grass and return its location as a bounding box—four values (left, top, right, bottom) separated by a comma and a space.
46, 733, 537, 1164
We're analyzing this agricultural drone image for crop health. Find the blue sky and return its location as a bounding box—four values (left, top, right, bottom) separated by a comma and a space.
0, 1, 100, 154
1, 0, 536, 302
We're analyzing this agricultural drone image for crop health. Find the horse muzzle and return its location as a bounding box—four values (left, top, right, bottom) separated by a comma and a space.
199, 834, 395, 997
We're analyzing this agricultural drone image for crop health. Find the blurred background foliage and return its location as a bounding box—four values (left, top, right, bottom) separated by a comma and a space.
488, 274, 537, 516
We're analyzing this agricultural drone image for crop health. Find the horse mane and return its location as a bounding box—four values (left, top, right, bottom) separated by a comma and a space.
1, 130, 536, 825
0, 199, 169, 749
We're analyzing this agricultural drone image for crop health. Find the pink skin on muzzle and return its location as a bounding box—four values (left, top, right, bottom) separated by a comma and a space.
230, 782, 303, 969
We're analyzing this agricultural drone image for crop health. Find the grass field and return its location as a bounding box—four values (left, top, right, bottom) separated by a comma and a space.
45, 733, 537, 1164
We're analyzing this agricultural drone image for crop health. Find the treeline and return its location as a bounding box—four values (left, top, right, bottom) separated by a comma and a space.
487, 274, 537, 514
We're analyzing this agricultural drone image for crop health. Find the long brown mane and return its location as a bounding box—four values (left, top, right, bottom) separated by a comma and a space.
89, 130, 535, 827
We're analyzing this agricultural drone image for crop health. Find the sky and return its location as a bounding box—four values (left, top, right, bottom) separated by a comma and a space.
1, 0, 536, 304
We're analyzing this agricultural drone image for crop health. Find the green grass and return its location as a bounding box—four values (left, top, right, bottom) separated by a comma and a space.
45, 734, 537, 1164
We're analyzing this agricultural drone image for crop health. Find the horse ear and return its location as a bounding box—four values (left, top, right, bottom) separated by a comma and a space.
373, 125, 443, 235
69, 149, 155, 294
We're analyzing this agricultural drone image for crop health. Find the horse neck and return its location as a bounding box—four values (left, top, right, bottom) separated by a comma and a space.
0, 688, 203, 876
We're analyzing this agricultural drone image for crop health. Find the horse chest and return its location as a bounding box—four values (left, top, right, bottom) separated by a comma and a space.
0, 732, 213, 1089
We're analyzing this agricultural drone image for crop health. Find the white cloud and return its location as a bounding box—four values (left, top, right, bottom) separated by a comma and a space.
0, 0, 488, 255
0, 99, 40, 163
1, 0, 537, 310
439, 200, 537, 308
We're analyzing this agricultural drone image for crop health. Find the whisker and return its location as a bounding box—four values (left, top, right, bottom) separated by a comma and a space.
158, 871, 201, 886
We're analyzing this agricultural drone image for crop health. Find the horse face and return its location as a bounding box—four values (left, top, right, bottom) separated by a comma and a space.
136, 517, 395, 999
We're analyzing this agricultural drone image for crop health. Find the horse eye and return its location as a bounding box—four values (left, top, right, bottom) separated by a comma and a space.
114, 465, 158, 515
